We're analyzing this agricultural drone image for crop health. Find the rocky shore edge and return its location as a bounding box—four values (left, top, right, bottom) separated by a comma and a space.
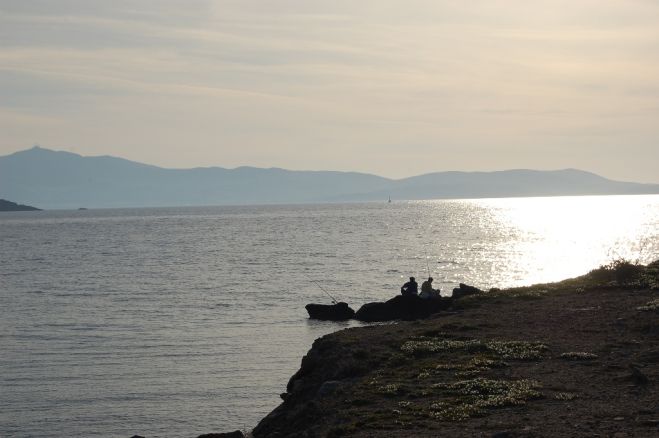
250, 260, 658, 437
135, 260, 659, 437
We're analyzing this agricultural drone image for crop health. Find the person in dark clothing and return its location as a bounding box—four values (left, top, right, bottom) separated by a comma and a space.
420, 277, 440, 299
401, 277, 418, 296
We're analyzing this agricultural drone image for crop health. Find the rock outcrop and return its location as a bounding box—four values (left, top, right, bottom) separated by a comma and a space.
197, 432, 244, 438
0, 199, 41, 211
451, 282, 484, 299
253, 280, 659, 437
307, 284, 484, 323
354, 294, 453, 322
305, 302, 355, 321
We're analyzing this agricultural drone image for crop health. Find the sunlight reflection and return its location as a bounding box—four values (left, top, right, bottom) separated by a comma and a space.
470, 195, 659, 286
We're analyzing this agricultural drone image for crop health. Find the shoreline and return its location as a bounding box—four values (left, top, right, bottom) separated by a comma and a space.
246, 261, 658, 437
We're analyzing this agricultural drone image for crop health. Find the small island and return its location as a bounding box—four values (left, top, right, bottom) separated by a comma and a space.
0, 199, 41, 212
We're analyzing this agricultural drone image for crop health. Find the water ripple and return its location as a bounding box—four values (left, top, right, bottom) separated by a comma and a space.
1, 196, 658, 437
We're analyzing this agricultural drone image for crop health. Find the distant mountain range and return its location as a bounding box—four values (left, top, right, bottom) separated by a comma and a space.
1, 146, 658, 209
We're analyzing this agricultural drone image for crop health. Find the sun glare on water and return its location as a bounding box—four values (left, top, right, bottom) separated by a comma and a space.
471, 195, 659, 286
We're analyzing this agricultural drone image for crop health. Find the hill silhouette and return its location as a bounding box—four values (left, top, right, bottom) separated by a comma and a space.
0, 198, 41, 212
1, 146, 657, 209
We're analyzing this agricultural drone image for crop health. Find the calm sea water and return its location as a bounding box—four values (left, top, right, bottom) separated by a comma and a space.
1, 196, 658, 437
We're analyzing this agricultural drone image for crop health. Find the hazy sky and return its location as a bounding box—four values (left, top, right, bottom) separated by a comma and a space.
1, 0, 658, 182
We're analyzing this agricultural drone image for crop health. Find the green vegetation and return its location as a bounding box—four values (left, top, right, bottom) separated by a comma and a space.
559, 352, 598, 360
429, 378, 543, 421
362, 337, 550, 422
465, 259, 659, 303
377, 384, 400, 396
577, 258, 659, 289
401, 338, 548, 361
335, 261, 657, 432
637, 298, 659, 311
587, 258, 646, 286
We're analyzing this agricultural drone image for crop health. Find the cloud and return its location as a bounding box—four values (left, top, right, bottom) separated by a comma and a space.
0, 0, 213, 25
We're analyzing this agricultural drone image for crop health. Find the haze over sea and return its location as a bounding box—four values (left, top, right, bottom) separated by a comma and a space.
1, 195, 658, 437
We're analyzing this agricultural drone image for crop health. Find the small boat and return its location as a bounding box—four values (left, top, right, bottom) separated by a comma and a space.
305, 302, 355, 321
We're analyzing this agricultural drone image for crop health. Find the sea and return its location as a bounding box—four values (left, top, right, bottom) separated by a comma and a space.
1, 195, 658, 437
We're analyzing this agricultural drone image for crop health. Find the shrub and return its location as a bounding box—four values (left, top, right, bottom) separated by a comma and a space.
587, 258, 644, 286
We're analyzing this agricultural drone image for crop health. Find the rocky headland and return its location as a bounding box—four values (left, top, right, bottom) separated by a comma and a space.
0, 199, 41, 211
251, 260, 659, 437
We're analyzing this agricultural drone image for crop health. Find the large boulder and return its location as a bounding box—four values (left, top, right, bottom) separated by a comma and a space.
353, 301, 394, 322
305, 302, 355, 321
452, 283, 483, 299
197, 432, 244, 438
354, 294, 452, 322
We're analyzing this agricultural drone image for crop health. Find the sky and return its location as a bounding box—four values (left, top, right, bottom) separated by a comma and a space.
1, 0, 658, 182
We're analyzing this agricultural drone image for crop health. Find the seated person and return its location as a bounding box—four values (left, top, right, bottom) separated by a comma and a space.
419, 277, 440, 299
401, 277, 418, 296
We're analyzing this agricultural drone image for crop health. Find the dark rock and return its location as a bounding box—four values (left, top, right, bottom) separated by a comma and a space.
285, 340, 368, 401
452, 283, 484, 299
252, 399, 322, 437
354, 294, 452, 322
289, 378, 304, 394
635, 348, 659, 363
317, 380, 342, 398
305, 302, 355, 321
130, 436, 145, 438
629, 365, 649, 385
197, 432, 244, 438
353, 301, 393, 322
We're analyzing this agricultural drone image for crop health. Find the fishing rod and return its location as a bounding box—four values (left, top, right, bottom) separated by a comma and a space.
425, 244, 431, 278
306, 275, 339, 304
426, 255, 431, 278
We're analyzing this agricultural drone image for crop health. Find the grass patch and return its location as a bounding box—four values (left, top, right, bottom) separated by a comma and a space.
553, 392, 579, 400
428, 378, 542, 421
488, 289, 549, 299
469, 356, 508, 368
455, 369, 485, 378
377, 384, 400, 396
559, 352, 598, 360
401, 337, 547, 361
486, 340, 548, 360
401, 338, 484, 355
637, 298, 659, 311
